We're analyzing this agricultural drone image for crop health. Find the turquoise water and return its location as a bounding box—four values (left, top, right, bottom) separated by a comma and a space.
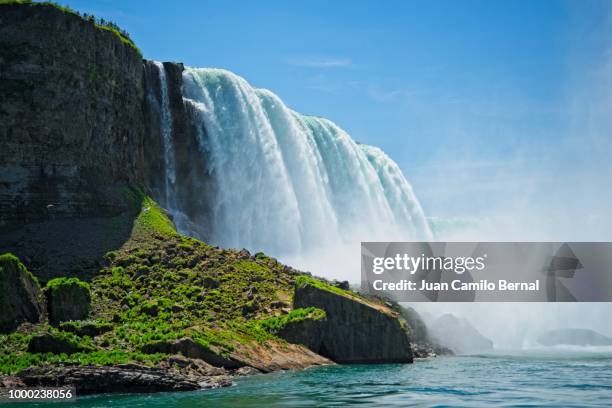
17, 351, 612, 407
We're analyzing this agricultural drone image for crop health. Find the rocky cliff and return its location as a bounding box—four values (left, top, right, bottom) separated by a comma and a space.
0, 2, 145, 229
291, 276, 413, 363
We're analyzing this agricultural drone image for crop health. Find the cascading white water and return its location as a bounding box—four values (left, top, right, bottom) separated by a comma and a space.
153, 61, 176, 209
178, 67, 432, 258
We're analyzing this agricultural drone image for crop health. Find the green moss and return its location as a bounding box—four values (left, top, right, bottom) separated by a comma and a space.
59, 320, 113, 337
94, 24, 140, 54
295, 275, 355, 298
135, 196, 177, 237
257, 307, 326, 335
46, 277, 90, 293
233, 260, 267, 273
48, 328, 95, 350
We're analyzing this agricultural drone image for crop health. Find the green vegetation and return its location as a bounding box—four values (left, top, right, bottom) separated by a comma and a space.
257, 307, 326, 335
59, 320, 113, 337
46, 277, 90, 293
0, 0, 142, 56
31, 327, 96, 351
295, 275, 355, 298
0, 194, 366, 375
0, 350, 166, 375
135, 196, 178, 237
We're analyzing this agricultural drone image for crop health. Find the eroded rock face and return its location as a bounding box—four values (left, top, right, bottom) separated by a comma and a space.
292, 280, 413, 363
0, 3, 145, 229
0, 253, 43, 332
46, 278, 91, 325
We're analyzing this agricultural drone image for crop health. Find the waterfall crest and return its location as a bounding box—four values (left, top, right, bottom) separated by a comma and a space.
149, 64, 432, 259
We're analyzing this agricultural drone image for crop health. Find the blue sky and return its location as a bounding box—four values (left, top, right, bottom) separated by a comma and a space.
62, 0, 612, 235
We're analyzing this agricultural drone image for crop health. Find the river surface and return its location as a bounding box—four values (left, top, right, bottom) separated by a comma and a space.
14, 350, 612, 407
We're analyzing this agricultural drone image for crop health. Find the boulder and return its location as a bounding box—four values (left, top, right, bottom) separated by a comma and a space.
0, 253, 43, 332
45, 277, 91, 325
291, 276, 413, 363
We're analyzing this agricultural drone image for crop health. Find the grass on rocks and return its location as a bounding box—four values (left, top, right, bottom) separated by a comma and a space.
0, 192, 322, 374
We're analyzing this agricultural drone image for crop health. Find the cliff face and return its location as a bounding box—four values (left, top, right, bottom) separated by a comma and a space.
0, 3, 145, 230
292, 277, 413, 363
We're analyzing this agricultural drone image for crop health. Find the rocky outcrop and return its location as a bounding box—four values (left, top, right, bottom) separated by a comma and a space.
141, 338, 244, 369
45, 277, 91, 324
538, 328, 612, 346
16, 364, 229, 394
0, 253, 43, 332
141, 336, 331, 372
228, 339, 331, 373
291, 277, 413, 363
397, 305, 428, 344
394, 305, 452, 358
429, 314, 493, 354
0, 3, 145, 230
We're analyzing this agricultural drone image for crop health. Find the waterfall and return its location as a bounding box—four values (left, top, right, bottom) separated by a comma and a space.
152, 61, 176, 209
171, 67, 432, 259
